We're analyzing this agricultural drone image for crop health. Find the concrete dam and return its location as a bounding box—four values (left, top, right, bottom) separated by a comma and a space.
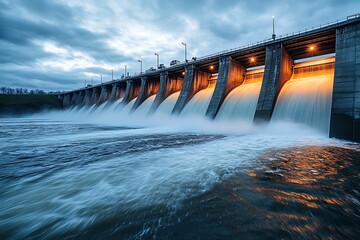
56, 14, 360, 142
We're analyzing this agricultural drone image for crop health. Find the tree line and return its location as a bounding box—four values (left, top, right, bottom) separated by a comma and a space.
0, 87, 63, 95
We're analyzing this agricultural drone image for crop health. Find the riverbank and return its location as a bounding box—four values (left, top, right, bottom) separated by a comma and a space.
0, 94, 62, 116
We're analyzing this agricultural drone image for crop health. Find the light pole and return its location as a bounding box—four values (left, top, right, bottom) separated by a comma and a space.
154, 53, 159, 69
272, 16, 276, 40
138, 60, 142, 74
124, 64, 127, 78
181, 42, 187, 61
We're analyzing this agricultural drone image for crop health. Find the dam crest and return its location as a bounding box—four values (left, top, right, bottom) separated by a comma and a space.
56, 14, 360, 142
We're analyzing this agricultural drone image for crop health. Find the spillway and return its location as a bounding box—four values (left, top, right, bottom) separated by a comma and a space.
180, 75, 217, 117
180, 87, 215, 117
108, 98, 124, 111
216, 69, 264, 122
155, 92, 180, 116
271, 57, 335, 133
132, 95, 156, 117
121, 98, 138, 114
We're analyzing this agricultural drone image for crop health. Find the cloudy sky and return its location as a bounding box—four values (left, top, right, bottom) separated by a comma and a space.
1, 0, 358, 91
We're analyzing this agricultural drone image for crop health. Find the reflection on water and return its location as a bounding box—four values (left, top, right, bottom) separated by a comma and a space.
174, 145, 360, 239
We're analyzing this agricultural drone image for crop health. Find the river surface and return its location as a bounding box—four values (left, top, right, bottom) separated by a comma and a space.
0, 114, 359, 239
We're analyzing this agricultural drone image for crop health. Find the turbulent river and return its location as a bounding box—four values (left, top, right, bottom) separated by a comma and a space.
0, 113, 359, 239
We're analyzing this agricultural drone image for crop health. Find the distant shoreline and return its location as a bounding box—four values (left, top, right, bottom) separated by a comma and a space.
0, 94, 62, 117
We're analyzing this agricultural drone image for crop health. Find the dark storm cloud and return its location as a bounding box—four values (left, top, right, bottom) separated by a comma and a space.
0, 0, 359, 91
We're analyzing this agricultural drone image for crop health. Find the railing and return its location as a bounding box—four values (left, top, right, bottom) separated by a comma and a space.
192, 13, 360, 63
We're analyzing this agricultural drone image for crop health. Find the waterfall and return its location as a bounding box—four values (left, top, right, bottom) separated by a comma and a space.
132, 95, 156, 117
155, 92, 180, 116
216, 70, 263, 122
271, 58, 335, 133
91, 101, 108, 114
108, 98, 124, 111
121, 98, 138, 115
180, 87, 215, 117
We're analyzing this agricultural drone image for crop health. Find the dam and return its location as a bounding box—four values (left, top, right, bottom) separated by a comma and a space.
57, 14, 360, 142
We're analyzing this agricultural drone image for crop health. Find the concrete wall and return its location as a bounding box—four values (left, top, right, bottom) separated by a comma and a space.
121, 79, 141, 105
97, 85, 111, 104
206, 56, 246, 119
330, 22, 360, 142
62, 93, 72, 108
131, 77, 160, 112
73, 91, 85, 106
254, 43, 293, 122
89, 87, 100, 105
83, 89, 92, 106
109, 82, 126, 101
149, 71, 184, 114
172, 64, 211, 115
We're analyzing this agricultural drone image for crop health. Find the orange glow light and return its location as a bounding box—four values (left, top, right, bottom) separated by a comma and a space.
309, 46, 315, 51
250, 57, 256, 63
210, 65, 214, 70
182, 71, 185, 76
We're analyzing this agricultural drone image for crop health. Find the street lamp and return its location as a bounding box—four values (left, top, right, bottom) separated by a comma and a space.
154, 53, 159, 69
138, 60, 142, 74
124, 64, 127, 78
272, 16, 276, 40
181, 42, 187, 61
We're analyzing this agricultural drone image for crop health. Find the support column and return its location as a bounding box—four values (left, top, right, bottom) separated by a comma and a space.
121, 80, 141, 105
131, 77, 159, 112
83, 89, 92, 106
75, 91, 85, 106
254, 43, 293, 122
330, 22, 360, 142
89, 88, 100, 105
63, 93, 72, 108
97, 85, 111, 104
70, 91, 79, 106
149, 72, 184, 114
109, 83, 125, 101
172, 64, 211, 115
206, 56, 246, 119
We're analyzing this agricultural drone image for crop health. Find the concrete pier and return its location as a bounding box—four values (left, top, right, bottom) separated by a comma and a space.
254, 43, 293, 122
109, 82, 126, 102
131, 77, 160, 112
121, 80, 141, 105
83, 89, 92, 106
149, 72, 184, 114
89, 87, 100, 105
63, 93, 72, 108
172, 64, 211, 115
330, 22, 360, 142
98, 85, 111, 104
206, 56, 246, 119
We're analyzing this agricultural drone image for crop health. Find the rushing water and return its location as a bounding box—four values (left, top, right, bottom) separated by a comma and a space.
180, 87, 215, 117
155, 92, 180, 116
272, 59, 335, 134
216, 81, 261, 122
0, 114, 359, 239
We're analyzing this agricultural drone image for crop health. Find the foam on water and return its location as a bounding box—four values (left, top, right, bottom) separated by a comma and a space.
0, 117, 340, 238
